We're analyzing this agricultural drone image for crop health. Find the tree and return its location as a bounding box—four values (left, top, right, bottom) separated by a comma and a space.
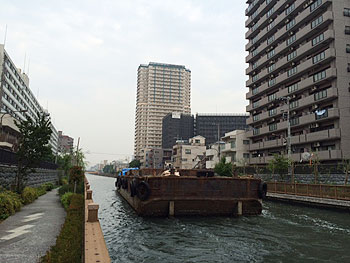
268, 154, 289, 181
103, 164, 116, 174
129, 159, 141, 168
15, 113, 52, 193
214, 157, 233, 177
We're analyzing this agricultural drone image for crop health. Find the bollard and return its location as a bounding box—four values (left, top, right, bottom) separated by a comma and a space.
88, 203, 99, 222
86, 184, 90, 190
87, 189, 93, 200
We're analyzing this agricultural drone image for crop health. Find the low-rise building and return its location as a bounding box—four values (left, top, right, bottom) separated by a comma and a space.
206, 130, 250, 168
172, 135, 206, 169
140, 148, 172, 169
0, 115, 20, 151
58, 131, 74, 154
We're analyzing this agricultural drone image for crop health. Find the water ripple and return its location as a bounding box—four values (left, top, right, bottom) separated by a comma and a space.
86, 174, 350, 263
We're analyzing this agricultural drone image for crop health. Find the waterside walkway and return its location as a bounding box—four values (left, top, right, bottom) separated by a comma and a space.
267, 192, 350, 210
0, 189, 65, 263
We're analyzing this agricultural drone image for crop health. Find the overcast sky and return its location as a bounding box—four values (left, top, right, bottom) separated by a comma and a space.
0, 0, 248, 166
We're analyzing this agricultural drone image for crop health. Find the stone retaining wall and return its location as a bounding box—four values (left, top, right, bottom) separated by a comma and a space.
0, 165, 59, 188
254, 173, 348, 185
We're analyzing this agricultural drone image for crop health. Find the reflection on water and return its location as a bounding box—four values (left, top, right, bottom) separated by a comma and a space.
86, 174, 350, 263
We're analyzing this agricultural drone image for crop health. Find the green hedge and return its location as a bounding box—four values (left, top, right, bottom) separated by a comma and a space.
58, 182, 84, 197
0, 190, 22, 220
60, 192, 74, 210
41, 194, 84, 263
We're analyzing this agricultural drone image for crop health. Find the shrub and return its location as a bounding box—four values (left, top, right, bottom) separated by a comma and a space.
0, 190, 22, 220
58, 181, 84, 197
36, 186, 47, 196
41, 194, 84, 263
69, 166, 84, 184
60, 192, 74, 210
21, 187, 39, 205
214, 157, 233, 177
42, 182, 54, 191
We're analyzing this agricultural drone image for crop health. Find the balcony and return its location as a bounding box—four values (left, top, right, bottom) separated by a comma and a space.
247, 86, 338, 125
247, 67, 337, 101
246, 8, 333, 65
247, 45, 335, 88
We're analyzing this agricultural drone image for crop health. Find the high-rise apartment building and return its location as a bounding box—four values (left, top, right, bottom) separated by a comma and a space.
134, 62, 191, 158
58, 131, 74, 154
195, 113, 248, 145
245, 0, 350, 164
162, 112, 194, 149
0, 44, 58, 153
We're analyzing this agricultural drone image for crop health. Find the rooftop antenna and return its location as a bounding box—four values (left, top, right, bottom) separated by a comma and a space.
23, 52, 27, 74
3, 24, 7, 47
27, 58, 30, 75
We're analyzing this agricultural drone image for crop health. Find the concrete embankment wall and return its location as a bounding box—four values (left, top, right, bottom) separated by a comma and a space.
0, 165, 59, 188
84, 177, 111, 263
254, 173, 348, 185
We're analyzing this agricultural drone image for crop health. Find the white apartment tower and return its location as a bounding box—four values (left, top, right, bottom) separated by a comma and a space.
134, 62, 191, 158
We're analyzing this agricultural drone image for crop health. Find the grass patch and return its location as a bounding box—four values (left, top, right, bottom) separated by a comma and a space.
41, 194, 84, 263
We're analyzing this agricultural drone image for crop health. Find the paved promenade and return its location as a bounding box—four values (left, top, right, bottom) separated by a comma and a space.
0, 189, 65, 263
267, 192, 350, 210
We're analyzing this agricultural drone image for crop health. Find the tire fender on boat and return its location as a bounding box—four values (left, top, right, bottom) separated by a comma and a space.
136, 181, 151, 201
130, 179, 138, 197
258, 182, 267, 199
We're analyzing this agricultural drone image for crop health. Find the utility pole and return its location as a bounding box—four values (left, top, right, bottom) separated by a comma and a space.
280, 96, 292, 177
217, 124, 221, 161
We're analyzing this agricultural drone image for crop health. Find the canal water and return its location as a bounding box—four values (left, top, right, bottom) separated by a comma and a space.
86, 174, 350, 263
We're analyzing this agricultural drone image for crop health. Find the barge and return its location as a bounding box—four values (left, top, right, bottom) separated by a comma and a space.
115, 169, 267, 216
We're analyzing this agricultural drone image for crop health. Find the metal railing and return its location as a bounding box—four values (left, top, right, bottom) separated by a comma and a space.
267, 182, 350, 201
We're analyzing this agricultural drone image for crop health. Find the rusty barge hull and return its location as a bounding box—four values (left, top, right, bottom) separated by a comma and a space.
116, 175, 264, 217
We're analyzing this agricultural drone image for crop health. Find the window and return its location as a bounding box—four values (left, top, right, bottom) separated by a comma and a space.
252, 62, 258, 69
313, 51, 325, 64
290, 117, 299, 126
253, 74, 259, 82
243, 140, 250, 145
253, 115, 260, 121
268, 93, 277, 101
346, 44, 350, 53
195, 139, 200, 143
310, 0, 322, 12
312, 33, 324, 46
268, 78, 276, 87
286, 35, 296, 46
251, 10, 258, 20
252, 36, 258, 44
243, 153, 250, 159
252, 49, 258, 56
266, 0, 272, 4
287, 50, 297, 61
286, 19, 296, 30
253, 101, 260, 108
267, 49, 275, 59
268, 64, 275, 73
267, 35, 275, 45
253, 128, 260, 135
289, 100, 299, 109
252, 87, 259, 95
344, 8, 350, 17
313, 70, 326, 82
285, 3, 295, 15
269, 123, 277, 131
345, 26, 350, 35
311, 15, 323, 28
185, 149, 191, 154
266, 7, 274, 18
267, 21, 275, 31
269, 108, 277, 116
288, 66, 297, 77
252, 23, 259, 32
287, 83, 299, 93
314, 90, 327, 100
230, 140, 236, 148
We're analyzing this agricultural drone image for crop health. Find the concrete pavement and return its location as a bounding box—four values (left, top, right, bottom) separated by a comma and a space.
0, 188, 66, 263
